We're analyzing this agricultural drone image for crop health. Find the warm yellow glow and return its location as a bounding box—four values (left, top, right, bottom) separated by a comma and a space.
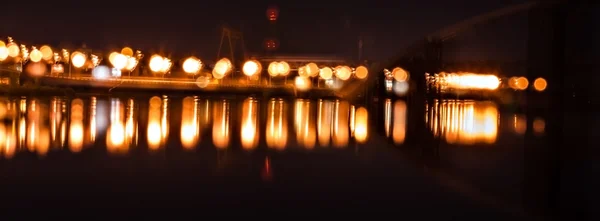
147, 122, 161, 149
212, 100, 230, 149
355, 66, 368, 80
110, 52, 128, 70
242, 60, 262, 77
240, 98, 259, 150
277, 61, 290, 76
513, 114, 526, 135
512, 76, 529, 90
121, 47, 134, 57
149, 55, 164, 73
294, 99, 316, 149
69, 99, 84, 152
71, 51, 86, 68
125, 57, 138, 71
160, 58, 172, 73
384, 99, 392, 138
298, 66, 308, 77
392, 100, 407, 145
183, 57, 202, 74
0, 42, 8, 61
147, 96, 167, 150
319, 67, 333, 80
305, 63, 319, 77
533, 117, 545, 135
294, 76, 312, 91
180, 97, 199, 149
125, 99, 137, 146
317, 100, 333, 146
392, 67, 408, 82
40, 45, 53, 61
213, 58, 232, 79
427, 100, 498, 145
335, 66, 352, 81
7, 43, 19, 58
332, 101, 350, 148
29, 48, 43, 62
354, 107, 368, 143
267, 62, 278, 77
443, 73, 500, 90
266, 99, 287, 150
533, 77, 547, 92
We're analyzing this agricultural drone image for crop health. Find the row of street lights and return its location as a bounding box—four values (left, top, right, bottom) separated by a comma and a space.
2, 36, 372, 86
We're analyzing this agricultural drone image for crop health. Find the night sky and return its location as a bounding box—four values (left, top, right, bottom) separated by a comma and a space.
1, 0, 529, 62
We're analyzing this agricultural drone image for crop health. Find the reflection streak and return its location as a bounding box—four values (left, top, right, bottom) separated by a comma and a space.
241, 98, 259, 150
266, 99, 287, 150
427, 100, 498, 145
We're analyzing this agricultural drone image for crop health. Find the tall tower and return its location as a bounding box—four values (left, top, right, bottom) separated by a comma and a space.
216, 25, 247, 64
264, 5, 280, 55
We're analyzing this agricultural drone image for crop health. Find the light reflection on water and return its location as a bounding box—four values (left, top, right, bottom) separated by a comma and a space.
0, 95, 548, 158
0, 96, 370, 158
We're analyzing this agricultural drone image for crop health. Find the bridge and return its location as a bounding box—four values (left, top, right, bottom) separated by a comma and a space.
337, 1, 576, 101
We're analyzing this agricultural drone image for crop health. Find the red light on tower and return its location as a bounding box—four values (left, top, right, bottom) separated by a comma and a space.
264, 38, 279, 51
266, 6, 279, 21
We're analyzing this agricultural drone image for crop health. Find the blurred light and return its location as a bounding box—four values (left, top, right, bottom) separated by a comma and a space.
0, 42, 8, 61
294, 76, 312, 91
183, 57, 202, 74
110, 53, 128, 70
319, 67, 333, 80
111, 68, 122, 77
148, 55, 164, 73
71, 51, 86, 68
533, 77, 547, 92
7, 43, 19, 58
213, 58, 232, 79
160, 58, 172, 73
242, 60, 262, 77
267, 61, 279, 77
125, 57, 138, 71
335, 66, 351, 81
61, 49, 70, 63
297, 66, 308, 77
277, 61, 290, 76
533, 117, 545, 135
393, 81, 409, 96
108, 52, 119, 65
121, 47, 134, 57
90, 54, 100, 67
25, 62, 47, 76
40, 45, 53, 61
354, 107, 368, 143
29, 47, 43, 62
305, 62, 319, 77
355, 65, 368, 80
444, 73, 500, 90
51, 64, 64, 74
514, 76, 528, 90
196, 76, 209, 88
92, 65, 110, 79
392, 67, 408, 82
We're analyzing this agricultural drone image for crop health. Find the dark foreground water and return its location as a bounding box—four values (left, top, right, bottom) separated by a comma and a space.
0, 95, 591, 219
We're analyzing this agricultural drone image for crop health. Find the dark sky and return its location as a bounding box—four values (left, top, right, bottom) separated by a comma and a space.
1, 0, 528, 62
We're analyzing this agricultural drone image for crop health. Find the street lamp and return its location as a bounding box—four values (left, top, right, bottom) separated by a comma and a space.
242, 60, 261, 81
148, 54, 171, 76
29, 47, 43, 63
212, 58, 232, 80
355, 65, 368, 80
335, 65, 352, 81
182, 56, 202, 77
71, 51, 87, 69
